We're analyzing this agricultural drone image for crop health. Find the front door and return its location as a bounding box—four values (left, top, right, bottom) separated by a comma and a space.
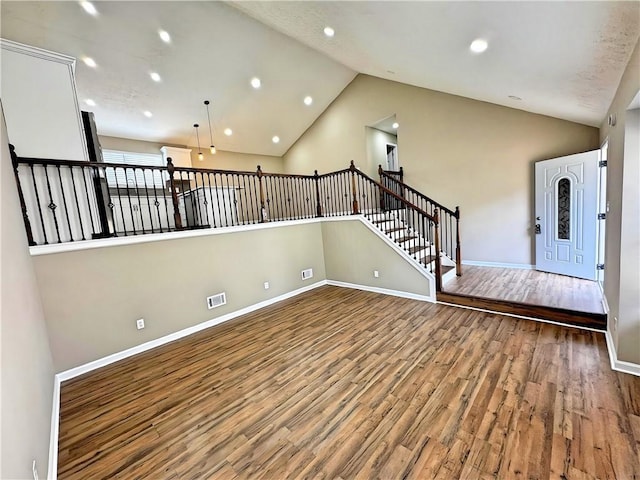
534, 150, 599, 280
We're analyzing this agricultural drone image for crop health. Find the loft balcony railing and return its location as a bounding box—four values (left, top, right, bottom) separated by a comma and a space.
10, 145, 460, 290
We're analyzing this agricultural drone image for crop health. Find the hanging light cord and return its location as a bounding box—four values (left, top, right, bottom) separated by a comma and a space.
205, 100, 214, 147
194, 123, 201, 152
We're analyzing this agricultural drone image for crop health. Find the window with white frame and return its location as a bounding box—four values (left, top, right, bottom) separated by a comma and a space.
102, 150, 168, 189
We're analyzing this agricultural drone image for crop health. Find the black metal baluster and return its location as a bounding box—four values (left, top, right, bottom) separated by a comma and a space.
247, 174, 256, 224
204, 172, 213, 228
224, 173, 232, 226
69, 166, 86, 241
213, 172, 223, 227
141, 167, 154, 233
55, 165, 74, 242
150, 169, 162, 232
134, 167, 146, 234
43, 165, 62, 243
161, 169, 171, 232
30, 164, 48, 245
80, 166, 96, 238
126, 168, 137, 235
113, 166, 125, 236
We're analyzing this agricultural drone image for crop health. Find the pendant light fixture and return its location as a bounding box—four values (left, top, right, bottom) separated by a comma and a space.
194, 123, 203, 161
204, 100, 216, 154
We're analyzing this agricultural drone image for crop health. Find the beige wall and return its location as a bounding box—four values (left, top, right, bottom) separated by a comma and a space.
600, 38, 640, 365
33, 223, 325, 371
322, 220, 432, 298
1, 102, 55, 479
284, 74, 599, 265
99, 135, 285, 174
190, 148, 284, 174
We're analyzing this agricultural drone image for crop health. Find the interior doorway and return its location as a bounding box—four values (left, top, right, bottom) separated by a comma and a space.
365, 114, 399, 175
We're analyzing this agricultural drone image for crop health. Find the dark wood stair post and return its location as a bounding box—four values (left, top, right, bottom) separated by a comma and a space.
433, 208, 443, 292
9, 144, 36, 246
349, 160, 359, 214
167, 158, 183, 230
257, 165, 267, 222
455, 206, 462, 276
377, 165, 386, 212
314, 170, 322, 217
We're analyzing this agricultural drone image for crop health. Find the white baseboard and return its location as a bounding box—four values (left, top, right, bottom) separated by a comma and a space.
326, 280, 434, 303
56, 280, 327, 382
462, 260, 534, 270
48, 375, 61, 480
605, 329, 640, 377
49, 279, 328, 479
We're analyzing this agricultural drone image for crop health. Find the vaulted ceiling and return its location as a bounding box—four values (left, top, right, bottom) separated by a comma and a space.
2, 1, 639, 156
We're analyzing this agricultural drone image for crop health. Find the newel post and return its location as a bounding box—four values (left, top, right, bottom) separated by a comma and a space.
167, 158, 183, 230
314, 170, 322, 217
349, 160, 359, 214
377, 165, 386, 212
455, 206, 462, 276
433, 208, 443, 292
9, 144, 36, 246
257, 165, 267, 222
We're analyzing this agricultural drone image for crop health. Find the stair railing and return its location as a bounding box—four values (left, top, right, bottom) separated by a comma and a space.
379, 165, 461, 276
350, 161, 443, 291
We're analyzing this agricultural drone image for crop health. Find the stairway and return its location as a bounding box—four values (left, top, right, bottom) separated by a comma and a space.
364, 209, 457, 284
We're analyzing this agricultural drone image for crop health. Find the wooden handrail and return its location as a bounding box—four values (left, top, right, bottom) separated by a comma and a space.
379, 166, 457, 217
354, 169, 436, 223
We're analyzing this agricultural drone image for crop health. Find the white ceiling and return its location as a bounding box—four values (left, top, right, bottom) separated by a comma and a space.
2, 1, 639, 157
0, 1, 355, 156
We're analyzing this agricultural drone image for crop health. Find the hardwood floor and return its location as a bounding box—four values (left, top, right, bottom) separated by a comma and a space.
443, 266, 605, 314
58, 286, 639, 479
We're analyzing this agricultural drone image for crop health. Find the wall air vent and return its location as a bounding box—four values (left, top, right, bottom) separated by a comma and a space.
301, 268, 313, 280
207, 292, 227, 309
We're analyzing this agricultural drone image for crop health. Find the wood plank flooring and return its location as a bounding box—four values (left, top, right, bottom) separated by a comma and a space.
58, 286, 639, 479
443, 266, 605, 314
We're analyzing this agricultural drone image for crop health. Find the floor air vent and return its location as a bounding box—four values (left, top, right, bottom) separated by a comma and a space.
207, 292, 227, 309
301, 268, 313, 280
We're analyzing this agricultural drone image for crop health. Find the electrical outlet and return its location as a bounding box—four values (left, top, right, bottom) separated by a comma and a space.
301, 268, 313, 280
264, 281, 270, 290
374, 270, 379, 278
136, 318, 145, 330
32, 460, 39, 480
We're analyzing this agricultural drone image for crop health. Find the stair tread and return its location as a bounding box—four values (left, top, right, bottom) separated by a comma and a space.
373, 218, 396, 224
396, 236, 417, 243
408, 245, 429, 254
385, 227, 405, 233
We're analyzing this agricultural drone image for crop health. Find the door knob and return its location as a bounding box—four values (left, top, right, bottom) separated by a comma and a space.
535, 224, 541, 234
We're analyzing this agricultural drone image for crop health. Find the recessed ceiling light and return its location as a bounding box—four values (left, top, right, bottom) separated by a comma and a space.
508, 95, 522, 101
85, 99, 96, 106
304, 96, 313, 106
392, 122, 399, 129
82, 57, 97, 68
150, 72, 161, 82
143, 111, 153, 118
324, 26, 335, 37
272, 136, 280, 144
224, 128, 233, 136
470, 39, 488, 53
251, 77, 261, 89
80, 1, 98, 16
158, 30, 171, 43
